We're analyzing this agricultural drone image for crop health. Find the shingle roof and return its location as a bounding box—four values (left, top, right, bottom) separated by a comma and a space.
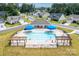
50, 13, 63, 20
68, 15, 79, 21
7, 16, 21, 20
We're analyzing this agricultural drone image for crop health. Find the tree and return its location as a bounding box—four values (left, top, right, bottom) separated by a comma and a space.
20, 3, 35, 13
8, 9, 19, 16
76, 20, 79, 24
46, 8, 50, 12
5, 3, 19, 16
0, 3, 7, 11
0, 3, 20, 20
48, 3, 79, 15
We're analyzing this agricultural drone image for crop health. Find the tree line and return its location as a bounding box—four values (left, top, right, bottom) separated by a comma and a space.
47, 3, 79, 15
0, 3, 35, 16
1, 3, 79, 16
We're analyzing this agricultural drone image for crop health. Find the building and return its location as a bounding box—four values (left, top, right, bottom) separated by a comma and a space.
50, 13, 66, 21
7, 16, 22, 24
33, 10, 43, 17
33, 11, 50, 18
67, 15, 79, 22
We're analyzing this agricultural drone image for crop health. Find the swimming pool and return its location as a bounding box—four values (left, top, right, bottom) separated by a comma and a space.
26, 30, 56, 43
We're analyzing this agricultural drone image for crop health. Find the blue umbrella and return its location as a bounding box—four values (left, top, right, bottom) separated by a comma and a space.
47, 25, 57, 30
24, 25, 34, 30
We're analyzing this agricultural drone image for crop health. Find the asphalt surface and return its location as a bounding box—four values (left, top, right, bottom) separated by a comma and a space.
0, 24, 28, 33
0, 21, 79, 34
56, 24, 79, 30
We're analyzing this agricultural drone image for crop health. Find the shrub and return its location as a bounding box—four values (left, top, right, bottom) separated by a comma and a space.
76, 20, 79, 24
59, 20, 67, 24
51, 19, 58, 21
72, 21, 76, 23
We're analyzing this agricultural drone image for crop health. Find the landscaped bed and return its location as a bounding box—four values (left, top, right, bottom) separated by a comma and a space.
0, 26, 79, 56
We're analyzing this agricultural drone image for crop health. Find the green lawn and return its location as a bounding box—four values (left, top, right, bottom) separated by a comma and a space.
50, 20, 60, 24
5, 22, 21, 28
57, 26, 73, 32
70, 23, 79, 27
0, 27, 79, 56
23, 18, 32, 23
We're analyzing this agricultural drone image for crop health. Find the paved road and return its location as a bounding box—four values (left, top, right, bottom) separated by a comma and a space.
48, 20, 79, 30
0, 24, 28, 34
0, 21, 79, 34
53, 24, 79, 30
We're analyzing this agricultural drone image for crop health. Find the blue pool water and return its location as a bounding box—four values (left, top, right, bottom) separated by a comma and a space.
26, 31, 56, 41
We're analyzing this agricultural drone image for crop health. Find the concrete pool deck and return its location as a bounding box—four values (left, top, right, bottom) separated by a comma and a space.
11, 29, 71, 48
13, 29, 51, 37
13, 29, 68, 37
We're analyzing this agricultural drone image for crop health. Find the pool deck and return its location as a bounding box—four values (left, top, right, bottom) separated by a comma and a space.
13, 29, 50, 37
11, 29, 71, 48
13, 29, 67, 37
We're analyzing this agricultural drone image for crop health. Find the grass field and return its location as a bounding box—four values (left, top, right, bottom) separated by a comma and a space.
70, 23, 79, 28
0, 27, 79, 56
5, 22, 21, 28
24, 18, 32, 23
50, 20, 60, 24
